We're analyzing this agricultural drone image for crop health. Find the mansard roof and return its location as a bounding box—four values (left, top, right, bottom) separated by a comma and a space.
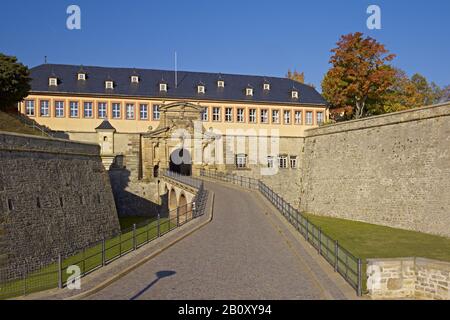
29, 64, 327, 106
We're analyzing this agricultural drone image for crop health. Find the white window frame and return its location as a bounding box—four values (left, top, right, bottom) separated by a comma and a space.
317, 112, 324, 124
112, 103, 121, 119
152, 105, 161, 120
105, 81, 114, 89
98, 102, 107, 119
78, 73, 86, 81
159, 83, 167, 92
236, 154, 247, 169
284, 110, 291, 124
131, 76, 139, 83
264, 83, 270, 91
260, 109, 268, 124
198, 85, 205, 94
49, 78, 58, 86
217, 80, 224, 88
306, 111, 313, 125
246, 88, 254, 96
126, 103, 135, 120
55, 101, 65, 118
40, 100, 49, 117
292, 91, 299, 99
69, 101, 79, 118
26, 100, 35, 116
140, 104, 148, 120
278, 155, 288, 169
212, 107, 221, 122
201, 107, 209, 122
267, 156, 274, 168
237, 108, 245, 123
295, 111, 302, 124
272, 110, 280, 124
225, 108, 233, 122
83, 102, 93, 118
290, 156, 298, 169
249, 109, 257, 123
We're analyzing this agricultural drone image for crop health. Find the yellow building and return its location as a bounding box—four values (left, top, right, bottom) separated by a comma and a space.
19, 64, 328, 179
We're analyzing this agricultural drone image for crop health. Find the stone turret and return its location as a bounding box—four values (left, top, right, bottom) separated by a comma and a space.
96, 119, 116, 170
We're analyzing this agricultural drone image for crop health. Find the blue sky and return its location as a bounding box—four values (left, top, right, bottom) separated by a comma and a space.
0, 0, 449, 90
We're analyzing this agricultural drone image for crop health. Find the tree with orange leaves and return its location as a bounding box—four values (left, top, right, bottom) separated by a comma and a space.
322, 32, 396, 119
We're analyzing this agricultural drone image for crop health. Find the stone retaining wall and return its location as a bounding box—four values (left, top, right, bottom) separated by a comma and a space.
367, 258, 450, 300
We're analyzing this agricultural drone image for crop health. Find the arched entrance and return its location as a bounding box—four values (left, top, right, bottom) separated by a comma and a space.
179, 193, 188, 223
169, 148, 192, 176
169, 188, 177, 212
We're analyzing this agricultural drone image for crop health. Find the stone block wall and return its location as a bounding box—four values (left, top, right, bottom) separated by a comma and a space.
0, 132, 120, 280
367, 258, 450, 300
300, 103, 450, 237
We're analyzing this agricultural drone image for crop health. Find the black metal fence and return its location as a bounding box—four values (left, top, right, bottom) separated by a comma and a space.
0, 179, 208, 300
199, 169, 363, 296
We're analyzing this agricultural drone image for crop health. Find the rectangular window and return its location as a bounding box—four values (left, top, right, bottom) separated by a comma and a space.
267, 156, 274, 168
290, 156, 298, 169
306, 111, 313, 125
237, 108, 245, 123
153, 105, 161, 120
25, 100, 35, 116
278, 155, 288, 169
272, 110, 280, 124
83, 102, 93, 118
317, 112, 324, 124
40, 100, 49, 117
126, 103, 135, 120
212, 107, 221, 122
201, 107, 209, 122
235, 154, 247, 169
249, 109, 257, 123
140, 104, 148, 120
284, 110, 291, 124
225, 108, 233, 122
98, 102, 107, 119
55, 101, 65, 118
260, 109, 268, 124
112, 103, 121, 119
295, 111, 302, 124
70, 101, 79, 118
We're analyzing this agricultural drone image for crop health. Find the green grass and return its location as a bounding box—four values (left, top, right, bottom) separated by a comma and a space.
0, 216, 181, 299
0, 111, 43, 136
118, 216, 157, 231
304, 213, 450, 263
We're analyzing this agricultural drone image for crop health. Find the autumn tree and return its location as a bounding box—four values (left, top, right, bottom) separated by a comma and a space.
286, 69, 305, 84
0, 53, 31, 112
322, 32, 396, 119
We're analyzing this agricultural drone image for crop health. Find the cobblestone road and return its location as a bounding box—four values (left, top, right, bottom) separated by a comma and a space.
88, 181, 351, 300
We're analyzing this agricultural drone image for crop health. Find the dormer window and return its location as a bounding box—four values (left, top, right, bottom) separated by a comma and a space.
263, 83, 270, 91
105, 81, 114, 89
49, 77, 58, 86
292, 90, 299, 99
78, 73, 86, 81
160, 83, 167, 92
246, 88, 254, 96
131, 76, 139, 84
198, 85, 205, 94
217, 80, 225, 88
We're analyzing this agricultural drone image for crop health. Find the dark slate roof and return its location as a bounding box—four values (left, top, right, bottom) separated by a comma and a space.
95, 120, 115, 130
30, 64, 327, 106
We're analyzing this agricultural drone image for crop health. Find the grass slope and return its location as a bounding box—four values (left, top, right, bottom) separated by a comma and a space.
304, 214, 450, 263
0, 111, 43, 136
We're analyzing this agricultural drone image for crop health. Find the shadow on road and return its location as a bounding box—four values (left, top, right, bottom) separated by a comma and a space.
129, 271, 177, 300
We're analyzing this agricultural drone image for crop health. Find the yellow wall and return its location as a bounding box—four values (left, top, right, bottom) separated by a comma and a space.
20, 94, 328, 137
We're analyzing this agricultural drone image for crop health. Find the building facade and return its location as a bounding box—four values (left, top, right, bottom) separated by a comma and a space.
19, 64, 328, 186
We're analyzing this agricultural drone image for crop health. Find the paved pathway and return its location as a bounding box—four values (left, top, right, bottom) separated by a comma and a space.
88, 181, 352, 300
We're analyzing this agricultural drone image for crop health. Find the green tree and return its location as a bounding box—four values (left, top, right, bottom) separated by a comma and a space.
0, 53, 31, 112
322, 32, 396, 119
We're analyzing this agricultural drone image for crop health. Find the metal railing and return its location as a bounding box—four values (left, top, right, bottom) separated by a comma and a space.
199, 169, 363, 296
163, 170, 203, 189
0, 184, 208, 300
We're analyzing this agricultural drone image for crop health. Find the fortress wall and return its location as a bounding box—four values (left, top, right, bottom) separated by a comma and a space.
300, 103, 450, 237
0, 132, 120, 279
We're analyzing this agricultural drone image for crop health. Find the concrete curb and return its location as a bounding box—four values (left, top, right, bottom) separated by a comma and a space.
66, 191, 215, 300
